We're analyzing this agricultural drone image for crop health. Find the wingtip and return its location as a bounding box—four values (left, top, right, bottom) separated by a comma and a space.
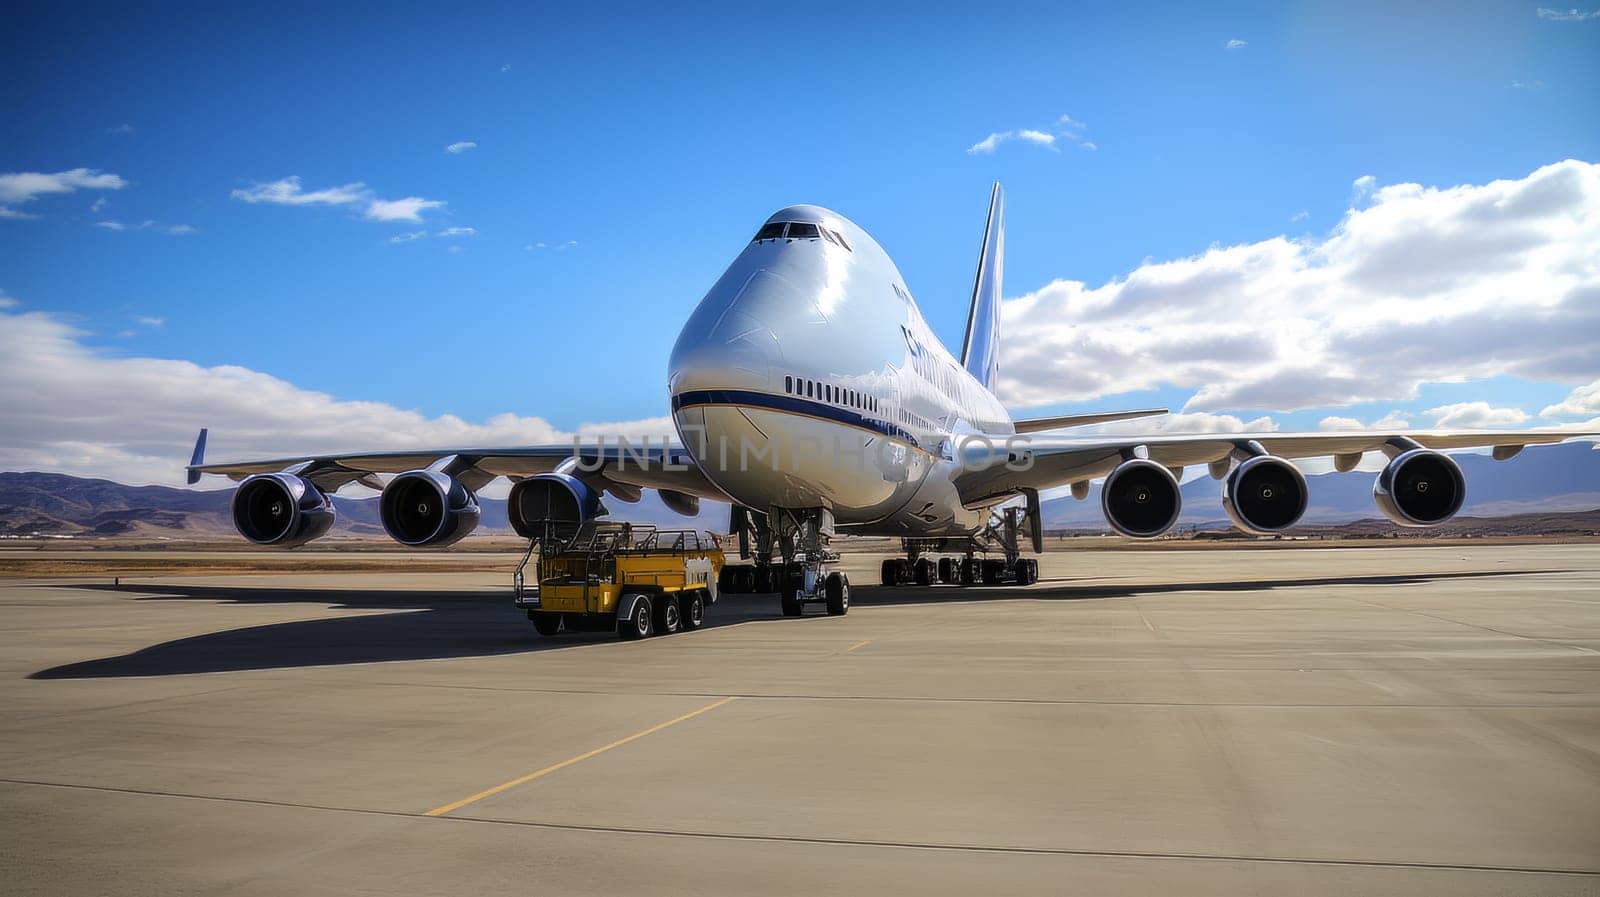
186, 428, 208, 485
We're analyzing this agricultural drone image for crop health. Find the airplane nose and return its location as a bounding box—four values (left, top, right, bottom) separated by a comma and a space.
669, 270, 795, 395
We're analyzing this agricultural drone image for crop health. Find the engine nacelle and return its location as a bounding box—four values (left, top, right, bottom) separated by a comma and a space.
508, 473, 606, 546
659, 489, 700, 517
1223, 455, 1309, 535
1374, 449, 1465, 527
232, 473, 336, 548
1101, 458, 1182, 538
379, 471, 481, 548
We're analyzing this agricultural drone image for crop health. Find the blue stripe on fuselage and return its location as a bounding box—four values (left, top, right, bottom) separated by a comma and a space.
671, 389, 921, 449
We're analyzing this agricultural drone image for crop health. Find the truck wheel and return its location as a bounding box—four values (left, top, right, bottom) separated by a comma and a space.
825, 572, 850, 616
619, 596, 652, 640
681, 591, 706, 630
780, 588, 803, 617
531, 613, 562, 636
655, 594, 682, 635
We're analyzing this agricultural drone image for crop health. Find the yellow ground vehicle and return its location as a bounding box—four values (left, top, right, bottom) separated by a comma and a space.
513, 523, 724, 639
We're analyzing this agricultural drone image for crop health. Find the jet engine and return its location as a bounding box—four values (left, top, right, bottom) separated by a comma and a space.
1222, 455, 1309, 535
508, 472, 607, 547
231, 473, 336, 548
379, 470, 481, 548
1101, 458, 1182, 538
1374, 449, 1465, 527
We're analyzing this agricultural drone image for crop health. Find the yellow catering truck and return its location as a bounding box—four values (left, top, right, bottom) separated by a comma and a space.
513, 523, 724, 639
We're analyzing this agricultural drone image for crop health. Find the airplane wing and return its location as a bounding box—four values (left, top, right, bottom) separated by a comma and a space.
954, 428, 1600, 506
186, 434, 727, 502
1012, 408, 1169, 434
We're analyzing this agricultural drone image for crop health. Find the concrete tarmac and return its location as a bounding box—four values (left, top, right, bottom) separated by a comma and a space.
3, 543, 1598, 895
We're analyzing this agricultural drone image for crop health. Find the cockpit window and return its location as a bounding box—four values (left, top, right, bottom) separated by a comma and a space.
754, 222, 786, 241
786, 222, 820, 240
828, 229, 850, 250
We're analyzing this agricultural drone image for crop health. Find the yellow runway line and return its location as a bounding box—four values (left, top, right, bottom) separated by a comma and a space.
846, 639, 872, 652
424, 696, 736, 817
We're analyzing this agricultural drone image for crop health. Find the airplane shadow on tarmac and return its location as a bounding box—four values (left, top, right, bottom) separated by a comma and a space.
30, 568, 1542, 680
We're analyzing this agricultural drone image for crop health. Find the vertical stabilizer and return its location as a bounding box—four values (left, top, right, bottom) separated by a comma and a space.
960, 182, 1004, 391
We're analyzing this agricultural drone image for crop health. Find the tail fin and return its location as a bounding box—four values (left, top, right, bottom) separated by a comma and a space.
960, 182, 1004, 391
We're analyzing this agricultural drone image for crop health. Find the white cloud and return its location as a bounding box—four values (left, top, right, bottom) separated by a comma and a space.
134, 316, 164, 328
388, 230, 427, 244
500, 64, 511, 72
363, 196, 445, 222
1290, 210, 1309, 222
0, 290, 17, 309
999, 160, 1600, 415
445, 141, 478, 154
231, 176, 367, 207
528, 240, 577, 251
969, 115, 1095, 155
107, 123, 135, 135
1225, 38, 1248, 49
93, 220, 125, 231
0, 169, 127, 215
90, 197, 109, 213
1542, 378, 1600, 417
447, 245, 465, 254
1423, 402, 1530, 428
0, 308, 674, 487
436, 226, 476, 237
1350, 173, 1377, 202
1536, 7, 1600, 20
1078, 141, 1098, 152
1511, 79, 1546, 89
232, 175, 444, 223
166, 224, 197, 235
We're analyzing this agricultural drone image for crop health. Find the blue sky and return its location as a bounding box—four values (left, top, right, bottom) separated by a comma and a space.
3, 2, 1598, 482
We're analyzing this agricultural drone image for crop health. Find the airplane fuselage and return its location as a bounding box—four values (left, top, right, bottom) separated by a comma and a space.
668, 205, 1012, 536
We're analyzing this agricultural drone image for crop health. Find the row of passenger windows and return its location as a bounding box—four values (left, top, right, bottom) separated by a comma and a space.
753, 222, 852, 251
783, 374, 939, 435
785, 375, 876, 413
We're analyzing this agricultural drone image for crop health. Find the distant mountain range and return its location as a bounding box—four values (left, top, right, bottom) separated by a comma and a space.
2, 439, 1596, 540
1043, 440, 1600, 530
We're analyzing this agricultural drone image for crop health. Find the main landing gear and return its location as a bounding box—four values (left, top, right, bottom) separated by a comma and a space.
719, 506, 848, 617
880, 501, 1043, 588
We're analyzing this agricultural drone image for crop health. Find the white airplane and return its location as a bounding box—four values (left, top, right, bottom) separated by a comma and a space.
189, 183, 1597, 618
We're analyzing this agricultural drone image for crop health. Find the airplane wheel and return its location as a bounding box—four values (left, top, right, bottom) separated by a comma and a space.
655, 594, 682, 635
681, 591, 706, 630
895, 558, 913, 585
825, 572, 850, 615
982, 560, 1004, 586
619, 596, 653, 640
960, 558, 978, 585
780, 588, 803, 617
531, 613, 562, 636
881, 559, 898, 586
1024, 559, 1040, 585
914, 558, 934, 586
1013, 559, 1035, 586
754, 565, 772, 593
937, 557, 955, 583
